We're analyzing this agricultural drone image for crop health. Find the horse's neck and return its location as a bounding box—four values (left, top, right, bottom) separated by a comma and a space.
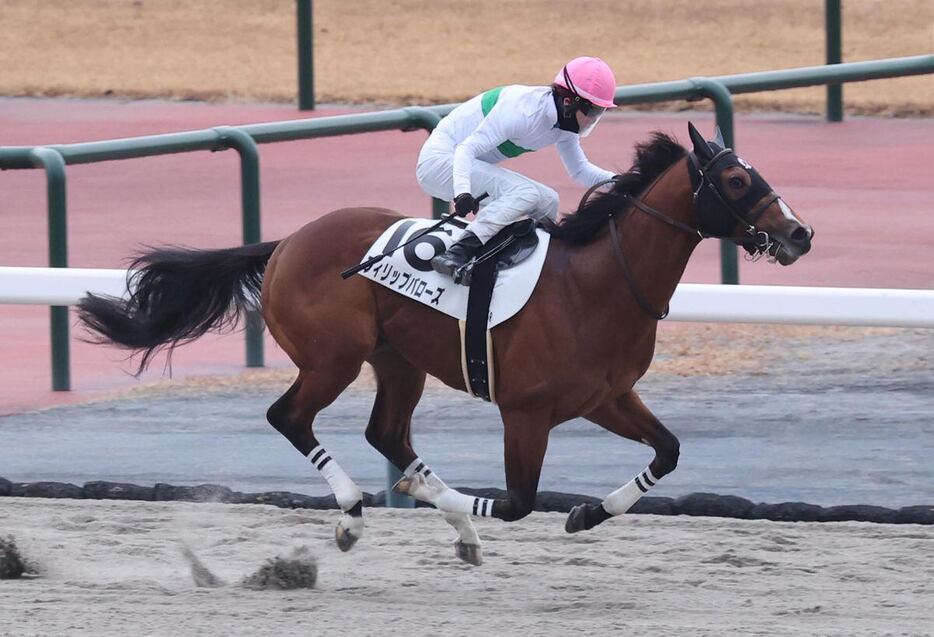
609, 157, 700, 316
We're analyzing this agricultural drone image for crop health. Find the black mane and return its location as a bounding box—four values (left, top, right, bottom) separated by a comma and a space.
549, 132, 687, 244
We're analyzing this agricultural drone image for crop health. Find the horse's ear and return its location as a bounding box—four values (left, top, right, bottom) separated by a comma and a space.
688, 121, 713, 161
713, 126, 727, 149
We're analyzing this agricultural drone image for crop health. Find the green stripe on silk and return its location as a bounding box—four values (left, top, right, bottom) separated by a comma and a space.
480, 87, 504, 116
480, 87, 534, 158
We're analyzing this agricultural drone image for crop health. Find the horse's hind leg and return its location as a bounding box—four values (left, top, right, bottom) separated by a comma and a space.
266, 364, 367, 551
365, 347, 484, 566
565, 389, 680, 533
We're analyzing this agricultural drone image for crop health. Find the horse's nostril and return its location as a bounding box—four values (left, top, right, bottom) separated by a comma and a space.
791, 227, 809, 244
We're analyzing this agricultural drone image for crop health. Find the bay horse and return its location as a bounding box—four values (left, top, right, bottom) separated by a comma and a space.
78, 123, 813, 566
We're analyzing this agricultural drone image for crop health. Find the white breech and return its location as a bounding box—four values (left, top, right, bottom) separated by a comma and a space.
416, 138, 559, 244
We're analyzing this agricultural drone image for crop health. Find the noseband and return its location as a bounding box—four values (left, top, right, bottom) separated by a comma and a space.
578, 149, 782, 320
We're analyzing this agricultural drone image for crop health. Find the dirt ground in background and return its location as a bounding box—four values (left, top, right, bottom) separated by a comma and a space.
0, 0, 932, 115
68, 323, 915, 405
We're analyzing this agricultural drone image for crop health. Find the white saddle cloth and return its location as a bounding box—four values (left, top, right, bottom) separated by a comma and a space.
358, 218, 551, 327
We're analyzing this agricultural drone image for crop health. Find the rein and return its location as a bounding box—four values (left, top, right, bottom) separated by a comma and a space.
577, 177, 684, 320
606, 212, 670, 320
576, 152, 780, 321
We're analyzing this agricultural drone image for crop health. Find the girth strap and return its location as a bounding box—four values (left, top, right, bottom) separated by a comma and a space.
460, 251, 499, 402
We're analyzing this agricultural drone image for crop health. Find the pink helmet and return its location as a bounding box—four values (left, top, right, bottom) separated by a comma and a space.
553, 57, 618, 108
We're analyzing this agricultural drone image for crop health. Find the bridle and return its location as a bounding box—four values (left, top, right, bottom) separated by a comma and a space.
687, 149, 780, 259
578, 148, 783, 320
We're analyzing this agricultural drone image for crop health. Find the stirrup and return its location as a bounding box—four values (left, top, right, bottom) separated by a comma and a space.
452, 260, 475, 286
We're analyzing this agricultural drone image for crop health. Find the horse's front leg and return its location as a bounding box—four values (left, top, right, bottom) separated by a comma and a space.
365, 347, 484, 566
396, 460, 484, 565
394, 408, 551, 523
566, 390, 680, 533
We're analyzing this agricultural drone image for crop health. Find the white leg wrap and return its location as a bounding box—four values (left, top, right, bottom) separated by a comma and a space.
602, 466, 660, 516
403, 458, 437, 480
405, 458, 481, 545
437, 488, 495, 517
402, 458, 495, 518
308, 445, 362, 512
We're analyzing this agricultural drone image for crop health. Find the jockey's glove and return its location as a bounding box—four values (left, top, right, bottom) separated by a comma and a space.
453, 193, 480, 217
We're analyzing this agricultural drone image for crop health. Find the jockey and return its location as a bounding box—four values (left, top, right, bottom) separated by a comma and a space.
417, 56, 619, 282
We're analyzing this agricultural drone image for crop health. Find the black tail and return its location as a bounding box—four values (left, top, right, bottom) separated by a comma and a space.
77, 240, 281, 374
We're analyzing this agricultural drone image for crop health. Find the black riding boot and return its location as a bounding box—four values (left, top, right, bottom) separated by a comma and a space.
431, 231, 483, 284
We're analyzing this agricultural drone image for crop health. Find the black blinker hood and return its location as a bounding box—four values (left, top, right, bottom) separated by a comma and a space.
686, 122, 775, 237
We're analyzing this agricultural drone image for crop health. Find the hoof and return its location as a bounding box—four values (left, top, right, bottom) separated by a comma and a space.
335, 506, 364, 552
335, 523, 361, 552
566, 503, 611, 533
454, 540, 483, 566
565, 504, 588, 534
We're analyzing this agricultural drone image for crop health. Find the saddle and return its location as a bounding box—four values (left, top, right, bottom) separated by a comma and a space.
356, 216, 551, 402
460, 219, 540, 402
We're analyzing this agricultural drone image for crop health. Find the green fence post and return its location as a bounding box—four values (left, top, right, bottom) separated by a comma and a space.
431, 197, 449, 220
688, 78, 739, 285
401, 107, 449, 221
826, 0, 843, 122
380, 107, 451, 507
297, 0, 314, 110
213, 126, 264, 368
30, 148, 70, 390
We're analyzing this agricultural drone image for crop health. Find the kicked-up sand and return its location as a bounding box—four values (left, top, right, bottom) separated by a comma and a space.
1, 498, 931, 636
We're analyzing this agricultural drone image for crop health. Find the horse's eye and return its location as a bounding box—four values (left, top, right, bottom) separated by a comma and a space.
729, 176, 745, 189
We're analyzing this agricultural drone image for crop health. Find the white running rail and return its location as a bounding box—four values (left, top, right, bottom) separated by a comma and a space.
1, 266, 933, 328
0, 267, 132, 305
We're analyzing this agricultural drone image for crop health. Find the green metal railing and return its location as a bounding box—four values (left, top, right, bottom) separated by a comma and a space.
0, 128, 268, 389
0, 111, 448, 390
1, 54, 931, 391
296, 0, 314, 111
826, 0, 843, 122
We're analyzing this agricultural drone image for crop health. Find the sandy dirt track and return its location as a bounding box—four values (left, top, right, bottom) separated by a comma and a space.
1, 498, 932, 636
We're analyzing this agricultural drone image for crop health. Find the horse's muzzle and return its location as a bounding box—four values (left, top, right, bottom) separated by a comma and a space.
776, 224, 814, 265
